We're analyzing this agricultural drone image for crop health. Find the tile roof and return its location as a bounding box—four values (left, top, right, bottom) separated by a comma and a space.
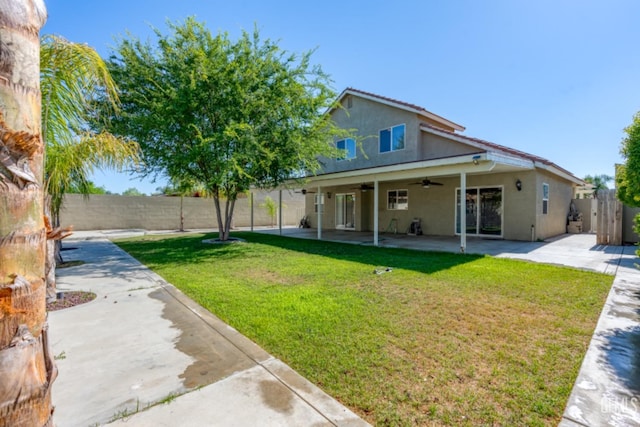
420, 123, 579, 180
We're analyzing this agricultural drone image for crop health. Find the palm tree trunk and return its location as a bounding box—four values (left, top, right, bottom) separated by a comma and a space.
0, 2, 55, 426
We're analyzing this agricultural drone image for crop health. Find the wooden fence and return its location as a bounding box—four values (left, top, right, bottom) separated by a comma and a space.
596, 189, 623, 245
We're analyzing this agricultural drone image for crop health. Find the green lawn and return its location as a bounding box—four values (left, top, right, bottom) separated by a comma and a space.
115, 232, 612, 426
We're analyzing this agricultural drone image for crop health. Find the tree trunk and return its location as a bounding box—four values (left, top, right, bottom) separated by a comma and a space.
212, 194, 237, 241
224, 198, 236, 240
213, 193, 225, 240
0, 2, 55, 427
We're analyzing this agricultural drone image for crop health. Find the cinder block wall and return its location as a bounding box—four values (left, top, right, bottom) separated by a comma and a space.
60, 190, 305, 231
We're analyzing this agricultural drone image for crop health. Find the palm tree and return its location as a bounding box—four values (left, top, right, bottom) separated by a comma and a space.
40, 34, 140, 301
584, 174, 613, 198
0, 2, 55, 426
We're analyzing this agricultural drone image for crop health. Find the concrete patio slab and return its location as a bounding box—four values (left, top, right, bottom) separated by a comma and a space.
49, 238, 368, 427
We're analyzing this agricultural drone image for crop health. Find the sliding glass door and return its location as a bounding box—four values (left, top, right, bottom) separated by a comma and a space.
456, 187, 503, 237
336, 193, 356, 230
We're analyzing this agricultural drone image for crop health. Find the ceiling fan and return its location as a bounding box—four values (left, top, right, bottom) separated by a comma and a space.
410, 178, 444, 188
294, 189, 316, 195
350, 183, 375, 191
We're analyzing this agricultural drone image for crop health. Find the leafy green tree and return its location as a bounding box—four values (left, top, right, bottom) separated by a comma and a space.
618, 112, 640, 259
617, 112, 640, 207
69, 180, 108, 194
583, 174, 613, 198
122, 187, 145, 196
101, 18, 348, 240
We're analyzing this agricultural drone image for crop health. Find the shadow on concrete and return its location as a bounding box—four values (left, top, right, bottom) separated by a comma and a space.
599, 326, 640, 394
56, 240, 160, 285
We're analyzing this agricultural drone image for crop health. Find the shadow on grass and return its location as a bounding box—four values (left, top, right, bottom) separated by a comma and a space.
114, 231, 484, 276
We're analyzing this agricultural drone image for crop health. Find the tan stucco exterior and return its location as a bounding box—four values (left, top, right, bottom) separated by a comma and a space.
303, 89, 582, 242
304, 169, 569, 241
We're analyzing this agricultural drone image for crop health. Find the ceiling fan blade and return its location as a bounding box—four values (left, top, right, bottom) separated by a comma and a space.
422, 178, 444, 187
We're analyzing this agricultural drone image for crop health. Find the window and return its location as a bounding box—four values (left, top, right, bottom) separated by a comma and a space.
336, 138, 356, 161
379, 124, 405, 153
314, 194, 324, 213
388, 190, 408, 210
542, 183, 549, 214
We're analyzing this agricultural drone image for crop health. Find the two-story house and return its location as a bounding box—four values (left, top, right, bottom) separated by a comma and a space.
301, 88, 583, 250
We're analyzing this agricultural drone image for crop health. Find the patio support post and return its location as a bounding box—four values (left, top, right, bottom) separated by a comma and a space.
279, 189, 283, 236
374, 179, 379, 246
460, 172, 467, 253
250, 191, 254, 231
317, 186, 322, 240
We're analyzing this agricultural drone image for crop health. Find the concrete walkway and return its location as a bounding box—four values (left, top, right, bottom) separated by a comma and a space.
559, 244, 640, 427
50, 229, 640, 426
49, 237, 369, 427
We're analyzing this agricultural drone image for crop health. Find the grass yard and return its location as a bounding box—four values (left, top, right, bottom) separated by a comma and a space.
115, 232, 612, 426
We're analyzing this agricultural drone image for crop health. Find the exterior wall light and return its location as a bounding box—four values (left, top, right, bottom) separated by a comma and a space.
327, 192, 332, 199
516, 179, 522, 191
472, 155, 481, 165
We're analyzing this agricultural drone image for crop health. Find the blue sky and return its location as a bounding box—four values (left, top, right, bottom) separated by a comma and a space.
42, 0, 640, 195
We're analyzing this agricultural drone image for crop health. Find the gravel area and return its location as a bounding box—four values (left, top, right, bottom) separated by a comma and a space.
47, 291, 97, 311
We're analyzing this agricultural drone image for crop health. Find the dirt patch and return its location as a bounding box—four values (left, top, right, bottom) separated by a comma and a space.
58, 260, 85, 269
47, 291, 97, 311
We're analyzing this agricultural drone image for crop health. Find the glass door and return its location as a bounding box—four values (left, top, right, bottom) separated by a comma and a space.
456, 187, 502, 236
479, 188, 502, 235
336, 193, 356, 230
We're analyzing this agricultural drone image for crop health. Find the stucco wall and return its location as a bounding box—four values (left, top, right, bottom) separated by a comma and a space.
420, 132, 479, 161
60, 191, 305, 231
321, 96, 421, 174
304, 170, 573, 241
532, 171, 575, 239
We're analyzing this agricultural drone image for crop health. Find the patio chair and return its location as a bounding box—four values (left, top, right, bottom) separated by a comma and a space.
299, 215, 310, 228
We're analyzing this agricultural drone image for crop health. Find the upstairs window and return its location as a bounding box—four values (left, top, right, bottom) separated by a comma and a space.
336, 138, 356, 161
380, 124, 405, 153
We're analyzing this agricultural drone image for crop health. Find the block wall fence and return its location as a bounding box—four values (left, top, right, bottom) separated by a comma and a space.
59, 191, 305, 231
